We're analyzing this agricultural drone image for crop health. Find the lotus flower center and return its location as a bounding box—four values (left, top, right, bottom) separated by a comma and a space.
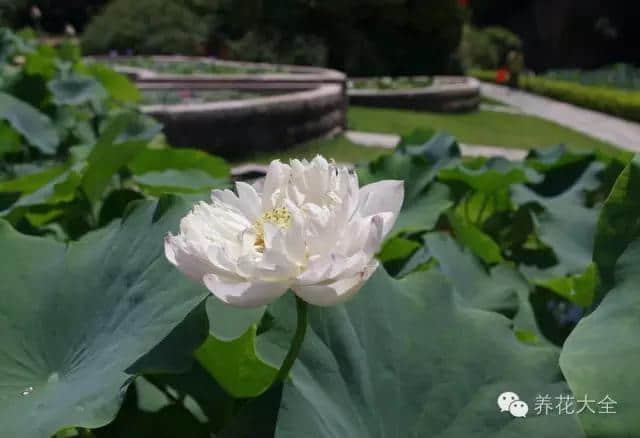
253, 207, 292, 252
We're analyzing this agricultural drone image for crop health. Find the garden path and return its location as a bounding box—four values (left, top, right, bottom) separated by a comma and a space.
480, 82, 640, 153
344, 130, 528, 161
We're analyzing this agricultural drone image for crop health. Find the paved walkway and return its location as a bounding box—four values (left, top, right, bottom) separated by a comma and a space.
459, 144, 527, 161
345, 130, 528, 161
480, 82, 640, 153
345, 131, 399, 148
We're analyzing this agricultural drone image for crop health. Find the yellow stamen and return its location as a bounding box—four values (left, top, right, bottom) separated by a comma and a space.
253, 207, 292, 252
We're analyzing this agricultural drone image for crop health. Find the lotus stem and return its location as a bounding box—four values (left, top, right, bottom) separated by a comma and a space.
274, 295, 308, 383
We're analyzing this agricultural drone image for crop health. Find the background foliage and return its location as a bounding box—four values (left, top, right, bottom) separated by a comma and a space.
81, 0, 212, 56
459, 24, 522, 70
80, 0, 465, 75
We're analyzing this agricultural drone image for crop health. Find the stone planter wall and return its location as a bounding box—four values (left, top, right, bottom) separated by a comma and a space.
348, 76, 480, 112
95, 55, 345, 88
143, 84, 345, 160
91, 56, 348, 159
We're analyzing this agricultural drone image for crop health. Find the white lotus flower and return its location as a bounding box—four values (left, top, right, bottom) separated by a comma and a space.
165, 155, 403, 307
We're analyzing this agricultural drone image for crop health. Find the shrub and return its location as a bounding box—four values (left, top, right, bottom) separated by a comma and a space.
459, 25, 498, 70
470, 69, 497, 82
459, 25, 522, 69
220, 0, 464, 75
545, 63, 640, 90
82, 0, 464, 75
484, 26, 522, 56
81, 0, 210, 55
0, 0, 108, 33
471, 69, 640, 122
0, 0, 28, 28
230, 30, 328, 67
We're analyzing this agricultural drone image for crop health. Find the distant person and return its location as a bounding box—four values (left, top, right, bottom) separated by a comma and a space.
506, 50, 524, 89
496, 67, 509, 85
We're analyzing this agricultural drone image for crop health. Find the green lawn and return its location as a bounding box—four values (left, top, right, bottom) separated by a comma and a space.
229, 134, 391, 165
348, 106, 628, 160
232, 106, 630, 165
480, 96, 510, 106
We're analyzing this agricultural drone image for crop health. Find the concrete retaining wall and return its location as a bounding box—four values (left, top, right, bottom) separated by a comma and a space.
348, 76, 480, 112
143, 84, 345, 160
95, 55, 345, 88
91, 56, 348, 159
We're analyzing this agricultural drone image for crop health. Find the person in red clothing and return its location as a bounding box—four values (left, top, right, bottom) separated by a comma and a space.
496, 67, 509, 85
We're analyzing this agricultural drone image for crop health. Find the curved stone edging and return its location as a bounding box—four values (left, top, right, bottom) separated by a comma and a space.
93, 55, 345, 87
89, 56, 349, 158
143, 84, 345, 159
348, 76, 480, 112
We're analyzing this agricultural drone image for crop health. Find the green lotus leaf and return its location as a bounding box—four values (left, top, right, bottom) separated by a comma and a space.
0, 196, 209, 437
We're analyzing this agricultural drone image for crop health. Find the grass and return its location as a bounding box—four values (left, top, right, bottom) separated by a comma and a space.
230, 106, 630, 165
229, 135, 392, 165
348, 106, 629, 161
480, 96, 510, 106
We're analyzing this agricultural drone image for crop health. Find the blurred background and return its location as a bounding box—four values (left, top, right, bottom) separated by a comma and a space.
2, 0, 639, 75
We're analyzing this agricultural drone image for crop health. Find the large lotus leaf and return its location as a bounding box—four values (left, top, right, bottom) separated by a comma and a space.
396, 128, 435, 151
81, 114, 152, 203
592, 155, 640, 299
358, 152, 453, 236
217, 384, 282, 438
0, 164, 67, 194
96, 387, 210, 438
378, 237, 422, 275
98, 189, 146, 227
136, 294, 267, 394
0, 197, 209, 437
560, 238, 640, 436
359, 133, 460, 203
439, 157, 541, 194
84, 63, 142, 103
0, 91, 59, 154
24, 45, 57, 79
113, 113, 162, 144
94, 364, 241, 437
3, 164, 84, 213
524, 145, 593, 173
206, 297, 265, 342
401, 132, 460, 166
357, 153, 438, 202
193, 296, 269, 399
129, 301, 209, 375
559, 156, 640, 435
523, 145, 618, 202
391, 182, 453, 235
48, 74, 107, 105
395, 243, 435, 278
128, 148, 229, 179
424, 232, 539, 336
521, 263, 597, 309
512, 162, 604, 276
133, 169, 229, 195
256, 270, 583, 437
195, 325, 277, 398
0, 120, 21, 156
447, 211, 503, 264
